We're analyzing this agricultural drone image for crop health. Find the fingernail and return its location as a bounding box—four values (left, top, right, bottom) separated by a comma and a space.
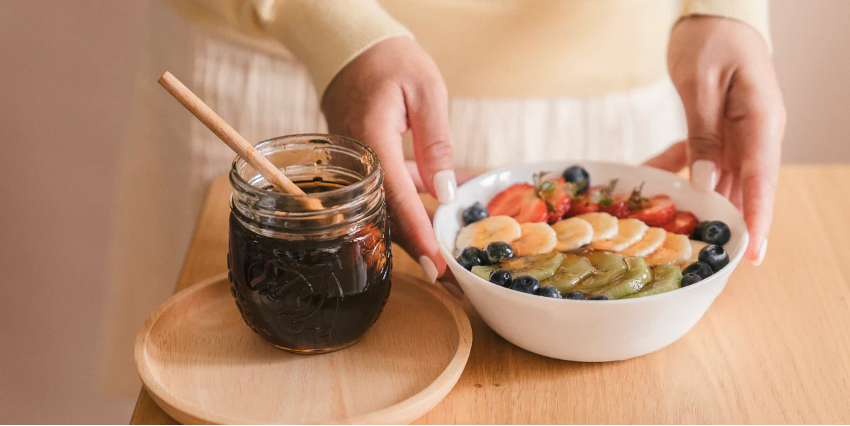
433, 170, 457, 204
419, 256, 439, 283
442, 281, 464, 300
754, 238, 768, 266
691, 160, 718, 193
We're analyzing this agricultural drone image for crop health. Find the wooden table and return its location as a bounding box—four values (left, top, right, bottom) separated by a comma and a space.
131, 165, 850, 424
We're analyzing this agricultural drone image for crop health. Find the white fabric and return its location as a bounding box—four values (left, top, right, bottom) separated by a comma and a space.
102, 2, 685, 396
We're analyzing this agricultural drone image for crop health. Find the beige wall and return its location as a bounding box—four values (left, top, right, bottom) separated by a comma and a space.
0, 0, 847, 423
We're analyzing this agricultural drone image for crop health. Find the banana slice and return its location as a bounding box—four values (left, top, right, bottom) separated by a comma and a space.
620, 227, 667, 257
645, 232, 693, 266
590, 218, 649, 252
552, 217, 594, 251
680, 240, 709, 270
455, 215, 522, 250
575, 212, 618, 242
512, 222, 558, 256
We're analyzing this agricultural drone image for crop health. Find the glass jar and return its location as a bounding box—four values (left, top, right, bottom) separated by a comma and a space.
227, 134, 391, 354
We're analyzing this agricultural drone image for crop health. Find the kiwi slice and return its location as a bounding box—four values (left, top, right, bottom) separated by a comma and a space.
500, 252, 565, 281
624, 264, 683, 299
471, 265, 495, 281
589, 256, 651, 299
572, 251, 627, 292
541, 253, 593, 293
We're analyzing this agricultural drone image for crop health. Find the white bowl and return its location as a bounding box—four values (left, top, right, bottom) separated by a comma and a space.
434, 161, 748, 362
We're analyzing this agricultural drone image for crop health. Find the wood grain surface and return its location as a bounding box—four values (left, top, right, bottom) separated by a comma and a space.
131, 165, 850, 424
134, 273, 471, 424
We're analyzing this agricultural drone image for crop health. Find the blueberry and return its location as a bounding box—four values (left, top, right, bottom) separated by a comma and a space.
562, 165, 590, 194
693, 221, 710, 240
461, 202, 489, 225
563, 291, 587, 300
537, 285, 562, 298
698, 244, 730, 272
697, 221, 731, 246
681, 273, 703, 287
484, 241, 515, 264
489, 269, 512, 287
457, 246, 485, 271
682, 261, 714, 279
510, 275, 540, 294
588, 295, 610, 301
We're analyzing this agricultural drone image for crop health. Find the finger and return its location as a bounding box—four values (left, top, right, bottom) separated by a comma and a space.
715, 171, 733, 199
406, 161, 482, 193
405, 81, 457, 204
332, 103, 448, 284
726, 72, 785, 265
437, 268, 464, 300
675, 71, 731, 193
643, 141, 688, 173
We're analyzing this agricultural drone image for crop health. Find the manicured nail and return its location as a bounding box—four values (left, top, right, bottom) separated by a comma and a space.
433, 170, 457, 204
754, 238, 768, 266
419, 255, 439, 283
691, 160, 717, 193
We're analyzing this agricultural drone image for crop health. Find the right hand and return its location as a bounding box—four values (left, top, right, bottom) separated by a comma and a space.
322, 37, 456, 286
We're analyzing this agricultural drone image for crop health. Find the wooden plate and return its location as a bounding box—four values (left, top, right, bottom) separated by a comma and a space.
135, 273, 472, 425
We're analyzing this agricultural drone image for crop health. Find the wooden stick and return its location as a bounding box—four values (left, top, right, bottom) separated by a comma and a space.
158, 71, 323, 211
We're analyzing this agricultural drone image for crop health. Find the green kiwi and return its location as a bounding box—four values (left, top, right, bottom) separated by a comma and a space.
590, 256, 651, 299
571, 251, 627, 292
624, 264, 683, 298
541, 253, 594, 293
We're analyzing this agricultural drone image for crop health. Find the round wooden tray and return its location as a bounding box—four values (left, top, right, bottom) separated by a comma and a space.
135, 273, 472, 425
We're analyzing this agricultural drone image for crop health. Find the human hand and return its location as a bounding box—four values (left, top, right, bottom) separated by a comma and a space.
322, 37, 456, 285
668, 16, 786, 265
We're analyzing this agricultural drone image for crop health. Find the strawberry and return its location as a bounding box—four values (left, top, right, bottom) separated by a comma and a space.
487, 183, 548, 223
567, 197, 599, 216
629, 195, 676, 226
567, 180, 618, 217
536, 177, 573, 223
660, 211, 699, 236
600, 195, 631, 218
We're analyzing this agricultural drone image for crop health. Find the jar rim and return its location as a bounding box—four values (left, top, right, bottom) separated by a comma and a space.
229, 133, 381, 207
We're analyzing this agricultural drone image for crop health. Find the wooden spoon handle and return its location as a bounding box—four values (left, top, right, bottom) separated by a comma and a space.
158, 71, 307, 197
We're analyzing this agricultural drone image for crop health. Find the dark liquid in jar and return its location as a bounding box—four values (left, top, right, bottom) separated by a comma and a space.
227, 180, 392, 353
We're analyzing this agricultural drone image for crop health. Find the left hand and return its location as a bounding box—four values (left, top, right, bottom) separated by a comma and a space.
657, 16, 786, 265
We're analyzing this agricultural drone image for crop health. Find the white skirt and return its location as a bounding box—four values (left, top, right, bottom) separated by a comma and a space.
102, 4, 686, 396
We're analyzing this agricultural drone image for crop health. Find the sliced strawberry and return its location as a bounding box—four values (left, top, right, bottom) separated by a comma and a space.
600, 195, 631, 218
567, 198, 599, 216
629, 195, 676, 226
540, 178, 572, 223
487, 183, 548, 223
660, 211, 699, 236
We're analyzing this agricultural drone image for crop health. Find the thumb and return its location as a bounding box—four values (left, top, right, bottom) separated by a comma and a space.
405, 82, 457, 204
677, 78, 726, 193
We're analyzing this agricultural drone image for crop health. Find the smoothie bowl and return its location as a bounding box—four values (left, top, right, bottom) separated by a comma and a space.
433, 161, 748, 362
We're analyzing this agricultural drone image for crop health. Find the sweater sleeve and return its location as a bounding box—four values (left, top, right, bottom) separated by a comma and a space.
254, 0, 413, 99
680, 0, 772, 52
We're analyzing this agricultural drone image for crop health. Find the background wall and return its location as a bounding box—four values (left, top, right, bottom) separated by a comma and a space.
0, 0, 847, 423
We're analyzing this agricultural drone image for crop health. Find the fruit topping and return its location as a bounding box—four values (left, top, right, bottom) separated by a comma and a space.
682, 261, 713, 279
589, 256, 651, 300
510, 275, 541, 294
625, 264, 683, 298
487, 183, 548, 223
461, 202, 489, 225
572, 251, 627, 292
600, 195, 632, 218
489, 268, 512, 287
590, 218, 649, 252
576, 212, 619, 242
628, 195, 676, 226
645, 232, 692, 266
455, 215, 522, 249
512, 222, 558, 256
681, 273, 702, 287
537, 285, 563, 298
680, 240, 709, 270
562, 291, 587, 300
457, 246, 486, 271
542, 253, 594, 293
698, 244, 729, 272
660, 211, 699, 236
484, 241, 516, 264
620, 227, 666, 257
694, 220, 731, 245
552, 217, 594, 251
562, 165, 590, 194
533, 174, 574, 223
473, 251, 565, 282
588, 295, 610, 300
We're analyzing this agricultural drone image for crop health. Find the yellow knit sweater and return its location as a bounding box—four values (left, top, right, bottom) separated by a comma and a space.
169, 0, 770, 98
